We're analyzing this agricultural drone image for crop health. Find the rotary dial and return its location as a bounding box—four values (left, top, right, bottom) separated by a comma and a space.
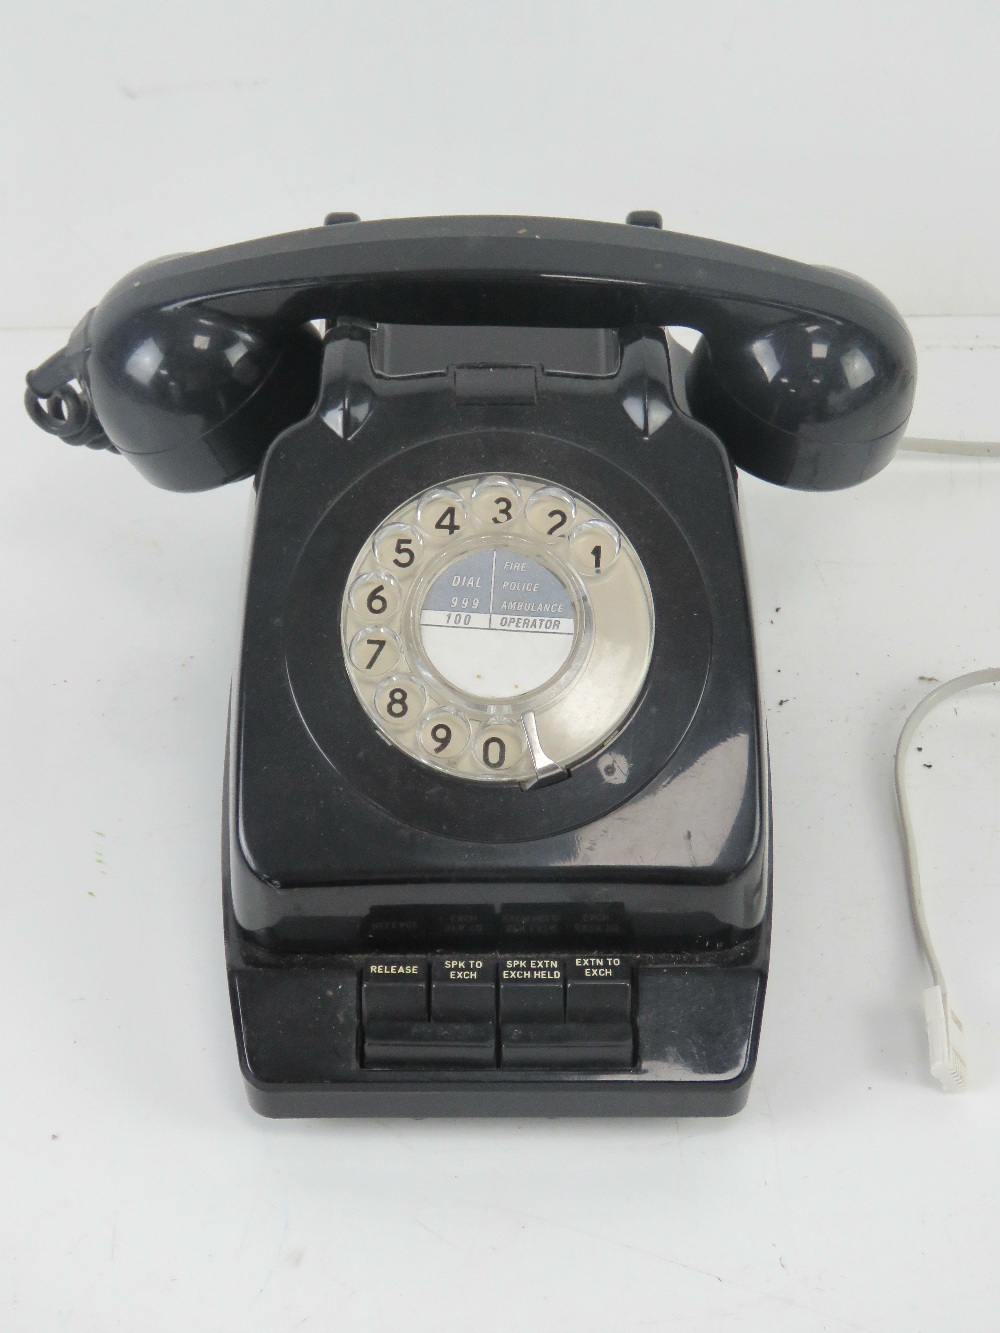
341, 474, 654, 785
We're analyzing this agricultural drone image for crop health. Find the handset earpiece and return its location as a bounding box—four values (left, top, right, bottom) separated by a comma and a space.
84, 303, 321, 491
685, 303, 913, 490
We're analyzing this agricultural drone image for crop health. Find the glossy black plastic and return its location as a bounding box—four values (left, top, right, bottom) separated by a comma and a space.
228, 325, 768, 955
30, 216, 915, 492
86, 307, 322, 491
22, 215, 910, 1117
687, 310, 903, 489
225, 877, 770, 1118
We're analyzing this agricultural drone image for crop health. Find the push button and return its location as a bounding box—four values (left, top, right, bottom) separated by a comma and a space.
499, 957, 565, 1023
361, 958, 427, 1022
363, 1021, 496, 1069
565, 956, 632, 1022
431, 957, 496, 1021
501, 1022, 634, 1069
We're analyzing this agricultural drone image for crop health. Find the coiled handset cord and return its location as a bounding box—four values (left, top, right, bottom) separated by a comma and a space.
23, 314, 114, 451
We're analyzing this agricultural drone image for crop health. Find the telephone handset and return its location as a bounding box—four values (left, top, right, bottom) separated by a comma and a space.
26, 214, 916, 1117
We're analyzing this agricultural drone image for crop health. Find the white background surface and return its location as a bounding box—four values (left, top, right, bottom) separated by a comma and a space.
3, 5, 1000, 1331
4, 1, 1000, 323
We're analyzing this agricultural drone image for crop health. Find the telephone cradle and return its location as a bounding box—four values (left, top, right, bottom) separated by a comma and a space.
25, 213, 915, 1116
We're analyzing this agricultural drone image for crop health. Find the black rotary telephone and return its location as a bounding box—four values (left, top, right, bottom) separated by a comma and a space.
25, 213, 915, 1117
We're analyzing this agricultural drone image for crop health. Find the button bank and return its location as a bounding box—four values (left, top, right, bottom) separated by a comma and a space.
361, 955, 635, 1070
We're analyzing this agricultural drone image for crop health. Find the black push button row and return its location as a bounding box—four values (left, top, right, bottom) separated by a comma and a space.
363, 1020, 633, 1071
363, 1021, 496, 1069
502, 1022, 634, 1070
360, 955, 636, 1072
431, 957, 496, 1021
361, 958, 427, 1022
499, 956, 565, 1023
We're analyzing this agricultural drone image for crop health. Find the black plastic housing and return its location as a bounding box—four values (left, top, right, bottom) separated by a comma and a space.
226, 882, 771, 1119
223, 321, 772, 1116
24, 215, 916, 1116
231, 328, 766, 946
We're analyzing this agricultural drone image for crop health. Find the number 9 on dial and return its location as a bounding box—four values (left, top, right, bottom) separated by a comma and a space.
418, 710, 471, 762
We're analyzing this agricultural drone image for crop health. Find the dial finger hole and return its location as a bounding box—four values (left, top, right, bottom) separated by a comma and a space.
349, 572, 401, 619
374, 674, 426, 725
470, 476, 522, 528
416, 488, 468, 543
525, 486, 576, 538
373, 523, 422, 577
474, 719, 525, 772
569, 519, 621, 577
349, 627, 401, 675
418, 709, 472, 762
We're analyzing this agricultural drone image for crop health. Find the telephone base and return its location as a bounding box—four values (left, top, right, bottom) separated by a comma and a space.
224, 878, 769, 1119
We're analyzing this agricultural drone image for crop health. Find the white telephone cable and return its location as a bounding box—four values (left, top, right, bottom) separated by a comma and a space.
899, 437, 1000, 456
894, 434, 1000, 1088
894, 670, 1000, 1090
